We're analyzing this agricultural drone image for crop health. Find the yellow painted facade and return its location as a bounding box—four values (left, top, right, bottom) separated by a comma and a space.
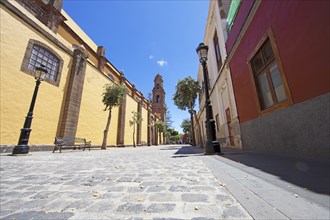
0, 0, 162, 151
124, 96, 137, 145
0, 4, 70, 145
141, 107, 148, 144
75, 64, 119, 146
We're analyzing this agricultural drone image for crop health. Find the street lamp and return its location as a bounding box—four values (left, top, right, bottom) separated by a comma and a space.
12, 65, 48, 155
196, 42, 222, 155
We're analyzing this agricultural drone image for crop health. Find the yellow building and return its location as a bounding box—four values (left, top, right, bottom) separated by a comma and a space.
0, 0, 161, 153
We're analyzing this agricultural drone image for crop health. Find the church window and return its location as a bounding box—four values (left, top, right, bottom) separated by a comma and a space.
156, 95, 160, 103
21, 39, 63, 86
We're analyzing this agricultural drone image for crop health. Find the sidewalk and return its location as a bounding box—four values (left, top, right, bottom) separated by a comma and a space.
0, 145, 329, 219
199, 147, 330, 220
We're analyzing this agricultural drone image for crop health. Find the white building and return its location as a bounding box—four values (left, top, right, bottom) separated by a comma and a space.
196, 0, 242, 149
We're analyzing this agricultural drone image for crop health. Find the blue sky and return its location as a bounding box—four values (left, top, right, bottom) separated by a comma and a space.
63, 0, 209, 133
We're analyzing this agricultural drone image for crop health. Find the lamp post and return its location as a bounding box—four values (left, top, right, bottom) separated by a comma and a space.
12, 65, 48, 155
196, 42, 222, 155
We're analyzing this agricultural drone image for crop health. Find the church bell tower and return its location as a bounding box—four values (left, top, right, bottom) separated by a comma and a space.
152, 74, 166, 122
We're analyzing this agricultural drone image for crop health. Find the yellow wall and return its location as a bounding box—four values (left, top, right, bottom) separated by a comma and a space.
0, 5, 70, 145
160, 132, 163, 145
1, 2, 156, 148
75, 64, 118, 146
104, 66, 119, 83
141, 107, 148, 144
124, 96, 137, 145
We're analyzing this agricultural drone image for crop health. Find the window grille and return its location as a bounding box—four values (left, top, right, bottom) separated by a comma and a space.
28, 45, 60, 81
21, 39, 63, 86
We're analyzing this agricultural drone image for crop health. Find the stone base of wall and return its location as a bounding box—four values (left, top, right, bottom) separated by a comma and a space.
218, 118, 242, 150
0, 144, 128, 153
240, 92, 330, 160
0, 145, 54, 154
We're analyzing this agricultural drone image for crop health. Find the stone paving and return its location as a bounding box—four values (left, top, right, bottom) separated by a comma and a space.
0, 145, 252, 219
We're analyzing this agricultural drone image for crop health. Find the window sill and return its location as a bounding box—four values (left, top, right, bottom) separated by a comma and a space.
259, 99, 292, 116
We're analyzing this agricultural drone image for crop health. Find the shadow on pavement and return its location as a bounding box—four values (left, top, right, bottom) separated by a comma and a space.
160, 146, 182, 151
220, 147, 330, 195
173, 145, 204, 155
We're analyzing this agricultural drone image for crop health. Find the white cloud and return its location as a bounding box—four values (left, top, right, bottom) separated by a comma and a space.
149, 55, 154, 60
157, 59, 168, 67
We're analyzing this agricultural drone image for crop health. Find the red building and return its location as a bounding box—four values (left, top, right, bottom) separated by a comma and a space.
226, 0, 329, 159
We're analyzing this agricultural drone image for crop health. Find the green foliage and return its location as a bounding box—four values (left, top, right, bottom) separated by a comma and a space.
154, 121, 166, 132
167, 128, 179, 136
129, 111, 143, 147
102, 83, 126, 111
169, 134, 181, 142
181, 118, 191, 135
165, 105, 173, 129
173, 76, 201, 111
129, 111, 143, 127
101, 83, 126, 149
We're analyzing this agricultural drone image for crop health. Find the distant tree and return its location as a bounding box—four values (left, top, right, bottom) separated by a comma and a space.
101, 84, 126, 149
173, 76, 202, 147
154, 121, 166, 145
167, 128, 179, 136
181, 118, 191, 135
167, 128, 180, 144
170, 133, 181, 143
165, 105, 173, 129
129, 111, 143, 148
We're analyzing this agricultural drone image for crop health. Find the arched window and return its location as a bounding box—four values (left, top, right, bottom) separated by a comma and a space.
156, 95, 160, 103
21, 39, 63, 86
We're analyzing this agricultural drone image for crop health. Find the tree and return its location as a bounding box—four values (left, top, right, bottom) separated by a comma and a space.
181, 118, 191, 135
165, 105, 173, 129
129, 111, 143, 148
167, 128, 180, 144
154, 121, 166, 145
101, 83, 126, 149
173, 76, 203, 147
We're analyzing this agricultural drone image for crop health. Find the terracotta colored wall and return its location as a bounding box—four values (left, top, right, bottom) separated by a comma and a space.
228, 0, 330, 123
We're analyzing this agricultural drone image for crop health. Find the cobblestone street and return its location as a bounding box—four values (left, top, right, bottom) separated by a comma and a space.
1, 145, 329, 220
0, 145, 252, 219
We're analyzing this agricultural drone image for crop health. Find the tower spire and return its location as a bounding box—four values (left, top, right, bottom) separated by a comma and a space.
152, 74, 166, 122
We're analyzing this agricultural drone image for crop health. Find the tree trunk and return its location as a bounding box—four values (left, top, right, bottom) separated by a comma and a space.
189, 109, 196, 146
102, 107, 112, 149
133, 124, 136, 147
193, 110, 204, 148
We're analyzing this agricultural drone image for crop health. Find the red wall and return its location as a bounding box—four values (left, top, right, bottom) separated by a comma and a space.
227, 1, 330, 123
226, 0, 254, 53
